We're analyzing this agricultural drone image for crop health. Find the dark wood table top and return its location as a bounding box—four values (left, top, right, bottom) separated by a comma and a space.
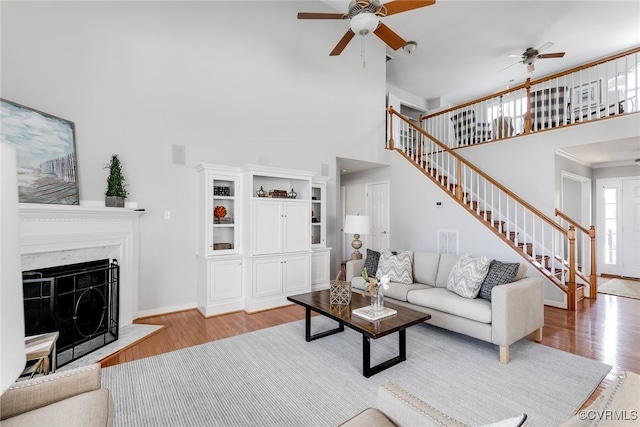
287, 289, 431, 339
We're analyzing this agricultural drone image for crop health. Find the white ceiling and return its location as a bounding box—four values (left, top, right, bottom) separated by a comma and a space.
315, 1, 640, 170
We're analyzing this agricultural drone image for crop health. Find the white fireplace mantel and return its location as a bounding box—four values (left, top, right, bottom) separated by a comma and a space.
19, 203, 144, 326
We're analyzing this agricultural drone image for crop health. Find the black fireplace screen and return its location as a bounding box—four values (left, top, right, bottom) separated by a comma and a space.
22, 259, 119, 367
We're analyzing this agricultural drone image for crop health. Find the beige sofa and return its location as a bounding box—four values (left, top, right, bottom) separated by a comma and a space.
0, 363, 113, 427
341, 371, 640, 427
346, 251, 544, 363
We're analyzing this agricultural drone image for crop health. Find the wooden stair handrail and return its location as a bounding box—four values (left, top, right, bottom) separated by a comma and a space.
388, 106, 566, 235
555, 208, 590, 234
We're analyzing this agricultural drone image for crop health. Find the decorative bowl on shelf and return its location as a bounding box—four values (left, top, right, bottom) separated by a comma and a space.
214, 206, 227, 218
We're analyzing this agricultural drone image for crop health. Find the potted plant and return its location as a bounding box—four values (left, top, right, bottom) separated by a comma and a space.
104, 154, 128, 207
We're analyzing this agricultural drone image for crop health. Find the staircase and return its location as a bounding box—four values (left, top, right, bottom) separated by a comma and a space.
387, 107, 597, 310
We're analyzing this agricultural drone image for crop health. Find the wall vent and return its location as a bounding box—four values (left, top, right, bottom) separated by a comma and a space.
438, 230, 458, 254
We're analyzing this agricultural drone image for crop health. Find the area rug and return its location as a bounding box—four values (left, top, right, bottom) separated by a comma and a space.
102, 317, 611, 427
598, 278, 640, 300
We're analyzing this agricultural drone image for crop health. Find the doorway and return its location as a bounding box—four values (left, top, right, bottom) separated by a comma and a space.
365, 181, 390, 251
597, 177, 640, 278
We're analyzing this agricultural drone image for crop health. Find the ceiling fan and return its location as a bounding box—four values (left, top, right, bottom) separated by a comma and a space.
297, 0, 435, 56
503, 42, 566, 73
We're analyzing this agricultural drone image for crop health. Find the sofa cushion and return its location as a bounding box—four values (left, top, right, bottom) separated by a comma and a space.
446, 253, 492, 298
412, 252, 441, 286
435, 253, 460, 288
408, 288, 492, 323
382, 282, 433, 302
478, 261, 520, 301
376, 249, 413, 285
363, 249, 381, 279
514, 263, 527, 281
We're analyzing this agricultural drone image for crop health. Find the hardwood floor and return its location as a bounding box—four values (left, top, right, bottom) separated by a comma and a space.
101, 283, 640, 409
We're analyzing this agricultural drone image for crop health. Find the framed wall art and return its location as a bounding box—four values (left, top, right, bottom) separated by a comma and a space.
0, 99, 79, 204
573, 80, 602, 109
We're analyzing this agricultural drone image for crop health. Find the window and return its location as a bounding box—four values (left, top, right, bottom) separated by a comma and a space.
603, 188, 617, 265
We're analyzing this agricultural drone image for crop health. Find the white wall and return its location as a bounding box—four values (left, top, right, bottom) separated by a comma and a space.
1, 1, 390, 316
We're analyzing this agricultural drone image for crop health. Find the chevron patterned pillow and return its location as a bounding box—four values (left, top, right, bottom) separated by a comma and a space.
446, 253, 492, 298
376, 249, 413, 285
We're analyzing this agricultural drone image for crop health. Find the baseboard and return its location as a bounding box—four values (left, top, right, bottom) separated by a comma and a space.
544, 298, 566, 309
135, 302, 197, 320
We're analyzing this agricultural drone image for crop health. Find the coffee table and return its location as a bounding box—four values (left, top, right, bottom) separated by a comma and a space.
287, 289, 431, 378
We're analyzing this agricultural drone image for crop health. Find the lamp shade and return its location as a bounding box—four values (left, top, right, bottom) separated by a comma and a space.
1, 142, 25, 393
344, 215, 371, 235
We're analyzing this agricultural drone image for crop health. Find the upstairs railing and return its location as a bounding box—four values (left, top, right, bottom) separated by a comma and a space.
387, 107, 596, 310
418, 46, 640, 148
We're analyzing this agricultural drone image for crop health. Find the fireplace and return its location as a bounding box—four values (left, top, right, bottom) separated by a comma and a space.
22, 259, 119, 367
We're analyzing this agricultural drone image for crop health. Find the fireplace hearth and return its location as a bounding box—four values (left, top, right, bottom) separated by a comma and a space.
22, 259, 119, 368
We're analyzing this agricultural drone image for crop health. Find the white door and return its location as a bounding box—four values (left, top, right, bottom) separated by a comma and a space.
366, 182, 390, 251
622, 179, 640, 278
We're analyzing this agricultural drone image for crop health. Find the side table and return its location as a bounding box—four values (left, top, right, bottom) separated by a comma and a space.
22, 332, 59, 378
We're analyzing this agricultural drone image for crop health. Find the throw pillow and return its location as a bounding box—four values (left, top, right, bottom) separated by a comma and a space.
376, 249, 413, 284
363, 249, 381, 279
446, 253, 492, 298
478, 260, 520, 301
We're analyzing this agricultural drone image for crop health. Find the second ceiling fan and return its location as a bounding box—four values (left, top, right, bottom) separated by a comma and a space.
505, 42, 566, 73
298, 0, 435, 56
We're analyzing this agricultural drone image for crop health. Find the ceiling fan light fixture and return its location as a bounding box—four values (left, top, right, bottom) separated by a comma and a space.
403, 41, 417, 54
350, 12, 379, 36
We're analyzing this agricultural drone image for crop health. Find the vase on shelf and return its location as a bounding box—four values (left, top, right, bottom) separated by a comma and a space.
371, 293, 384, 313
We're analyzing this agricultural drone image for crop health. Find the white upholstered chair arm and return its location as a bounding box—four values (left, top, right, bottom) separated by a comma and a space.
491, 277, 544, 347
1, 363, 103, 420
345, 259, 365, 281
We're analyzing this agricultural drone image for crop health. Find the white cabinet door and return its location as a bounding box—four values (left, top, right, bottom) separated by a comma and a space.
252, 201, 283, 255
283, 202, 310, 253
283, 254, 311, 292
210, 258, 243, 302
252, 256, 283, 297
311, 249, 330, 290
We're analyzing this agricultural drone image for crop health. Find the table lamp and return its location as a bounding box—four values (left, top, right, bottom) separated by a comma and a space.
343, 215, 371, 260
1, 142, 26, 393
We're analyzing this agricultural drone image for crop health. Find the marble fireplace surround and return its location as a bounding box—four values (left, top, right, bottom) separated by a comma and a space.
19, 204, 144, 327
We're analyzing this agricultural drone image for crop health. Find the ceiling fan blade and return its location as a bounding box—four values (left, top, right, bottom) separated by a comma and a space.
297, 12, 346, 19
500, 61, 522, 72
536, 42, 554, 53
330, 30, 355, 56
508, 54, 523, 58
383, 0, 436, 16
538, 52, 565, 59
373, 22, 406, 51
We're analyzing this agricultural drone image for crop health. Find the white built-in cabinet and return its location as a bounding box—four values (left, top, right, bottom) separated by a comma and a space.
311, 177, 331, 290
195, 165, 244, 316
195, 163, 326, 316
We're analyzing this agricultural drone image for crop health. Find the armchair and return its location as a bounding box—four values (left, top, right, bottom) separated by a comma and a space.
450, 109, 491, 145
530, 86, 570, 130
0, 363, 113, 426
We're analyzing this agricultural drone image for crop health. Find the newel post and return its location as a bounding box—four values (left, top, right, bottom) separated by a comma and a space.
524, 78, 532, 135
567, 226, 577, 311
387, 107, 395, 150
589, 225, 597, 298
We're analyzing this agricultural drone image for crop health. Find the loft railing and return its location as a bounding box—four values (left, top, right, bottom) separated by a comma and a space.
418, 46, 640, 149
387, 107, 595, 310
